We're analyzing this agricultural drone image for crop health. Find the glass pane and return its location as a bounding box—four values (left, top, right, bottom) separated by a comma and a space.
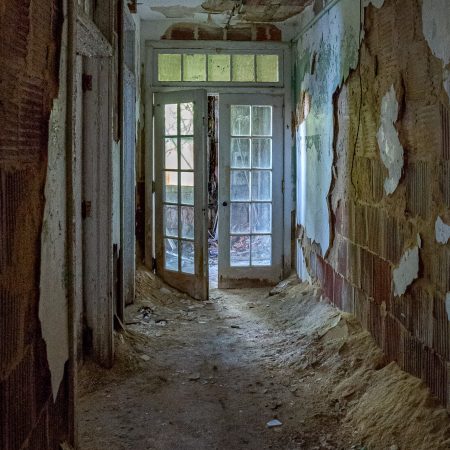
158, 54, 181, 82
164, 238, 179, 271
181, 172, 194, 205
164, 205, 178, 237
164, 171, 178, 204
231, 105, 251, 136
231, 138, 251, 168
208, 54, 231, 81
252, 138, 272, 169
230, 203, 250, 234
181, 206, 194, 239
230, 235, 250, 267
252, 106, 272, 136
252, 171, 271, 201
256, 55, 279, 82
183, 54, 206, 82
181, 241, 195, 274
165, 138, 178, 170
230, 170, 250, 201
180, 138, 194, 170
232, 55, 255, 82
180, 102, 194, 135
251, 203, 272, 233
251, 235, 271, 266
165, 104, 178, 136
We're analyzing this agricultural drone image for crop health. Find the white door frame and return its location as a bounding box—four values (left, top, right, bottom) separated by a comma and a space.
144, 41, 293, 283
218, 94, 284, 287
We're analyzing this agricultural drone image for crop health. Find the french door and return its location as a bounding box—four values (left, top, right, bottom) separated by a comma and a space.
218, 94, 284, 288
154, 90, 208, 300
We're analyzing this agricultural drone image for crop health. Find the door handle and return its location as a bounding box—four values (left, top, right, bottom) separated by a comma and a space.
222, 201, 228, 207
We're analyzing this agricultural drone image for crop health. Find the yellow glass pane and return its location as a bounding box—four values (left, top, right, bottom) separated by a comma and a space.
183, 54, 206, 81
232, 55, 255, 82
208, 54, 231, 81
158, 54, 182, 82
256, 55, 279, 82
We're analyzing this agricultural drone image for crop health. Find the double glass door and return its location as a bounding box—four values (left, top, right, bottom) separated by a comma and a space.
154, 91, 283, 297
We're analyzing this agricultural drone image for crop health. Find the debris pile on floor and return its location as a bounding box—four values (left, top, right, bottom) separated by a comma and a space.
78, 269, 450, 450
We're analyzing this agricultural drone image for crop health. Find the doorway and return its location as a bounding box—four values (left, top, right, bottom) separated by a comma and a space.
153, 90, 285, 299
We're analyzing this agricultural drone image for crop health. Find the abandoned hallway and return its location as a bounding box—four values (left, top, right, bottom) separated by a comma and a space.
1, 0, 450, 449
78, 269, 450, 449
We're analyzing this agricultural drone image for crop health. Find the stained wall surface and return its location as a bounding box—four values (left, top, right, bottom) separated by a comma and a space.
295, 0, 450, 407
0, 0, 71, 448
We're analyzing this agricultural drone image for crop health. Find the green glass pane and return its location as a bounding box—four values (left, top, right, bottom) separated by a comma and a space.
208, 54, 231, 81
183, 54, 206, 82
256, 55, 279, 82
232, 55, 255, 82
158, 54, 181, 82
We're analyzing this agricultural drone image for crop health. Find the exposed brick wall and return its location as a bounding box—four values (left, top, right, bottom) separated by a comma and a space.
0, 0, 69, 448
299, 0, 450, 408
161, 22, 282, 41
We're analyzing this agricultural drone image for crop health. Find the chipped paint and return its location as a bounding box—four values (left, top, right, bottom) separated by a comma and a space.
39, 7, 69, 401
392, 236, 421, 297
297, 242, 311, 283
294, 0, 385, 255
446, 292, 450, 322
422, 0, 450, 98
376, 85, 404, 195
435, 216, 450, 244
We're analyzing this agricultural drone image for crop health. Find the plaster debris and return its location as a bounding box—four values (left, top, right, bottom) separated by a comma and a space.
435, 216, 450, 244
377, 85, 404, 195
266, 419, 283, 428
446, 293, 450, 322
422, 0, 450, 98
392, 236, 421, 297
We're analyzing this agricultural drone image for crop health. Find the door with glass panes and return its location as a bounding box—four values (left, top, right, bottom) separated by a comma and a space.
218, 94, 283, 287
154, 90, 208, 300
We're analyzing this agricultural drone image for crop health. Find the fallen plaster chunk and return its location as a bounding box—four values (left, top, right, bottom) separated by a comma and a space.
377, 85, 404, 195
393, 236, 421, 297
446, 293, 450, 322
435, 216, 450, 244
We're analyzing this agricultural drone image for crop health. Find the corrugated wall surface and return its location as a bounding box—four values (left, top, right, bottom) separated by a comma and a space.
295, 0, 450, 407
0, 0, 70, 448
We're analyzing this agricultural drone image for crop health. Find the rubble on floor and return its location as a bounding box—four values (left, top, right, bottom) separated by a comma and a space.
78, 268, 450, 450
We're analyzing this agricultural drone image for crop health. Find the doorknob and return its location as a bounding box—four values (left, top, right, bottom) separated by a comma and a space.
222, 201, 228, 207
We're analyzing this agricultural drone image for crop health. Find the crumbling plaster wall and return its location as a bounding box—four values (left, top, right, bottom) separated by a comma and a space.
295, 0, 450, 407
0, 0, 72, 448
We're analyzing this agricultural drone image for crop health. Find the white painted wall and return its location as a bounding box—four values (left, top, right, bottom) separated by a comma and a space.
39, 1, 69, 401
293, 0, 384, 257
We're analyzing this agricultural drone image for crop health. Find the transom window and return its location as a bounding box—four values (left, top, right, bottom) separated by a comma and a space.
156, 51, 280, 84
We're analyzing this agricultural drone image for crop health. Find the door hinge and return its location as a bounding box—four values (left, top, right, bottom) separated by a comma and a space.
152, 257, 157, 272
151, 180, 156, 193
82, 74, 92, 92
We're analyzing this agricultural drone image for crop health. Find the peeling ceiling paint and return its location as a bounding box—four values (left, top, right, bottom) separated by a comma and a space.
377, 85, 404, 196
137, 0, 312, 27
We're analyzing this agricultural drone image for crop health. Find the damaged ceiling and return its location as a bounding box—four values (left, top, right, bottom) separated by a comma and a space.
137, 0, 313, 25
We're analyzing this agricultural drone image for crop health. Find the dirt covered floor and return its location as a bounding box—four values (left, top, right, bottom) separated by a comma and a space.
78, 268, 450, 450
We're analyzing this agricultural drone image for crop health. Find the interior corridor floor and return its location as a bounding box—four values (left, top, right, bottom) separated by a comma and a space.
78, 269, 450, 450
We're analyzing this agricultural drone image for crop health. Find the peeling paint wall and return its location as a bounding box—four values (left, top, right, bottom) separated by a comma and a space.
0, 0, 71, 448
295, 0, 450, 408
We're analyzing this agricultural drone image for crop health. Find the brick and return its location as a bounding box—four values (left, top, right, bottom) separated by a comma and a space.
384, 313, 402, 363
422, 346, 447, 405
406, 161, 432, 218
433, 293, 450, 361
373, 255, 392, 307
402, 333, 423, 378
198, 25, 224, 40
